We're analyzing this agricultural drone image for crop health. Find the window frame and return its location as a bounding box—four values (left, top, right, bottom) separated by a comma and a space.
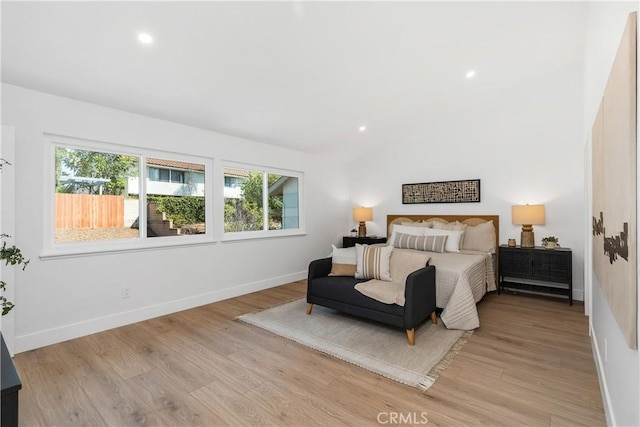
43, 134, 214, 259
221, 161, 305, 242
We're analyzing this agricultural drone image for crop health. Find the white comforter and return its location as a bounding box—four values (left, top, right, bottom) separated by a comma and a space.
427, 250, 495, 330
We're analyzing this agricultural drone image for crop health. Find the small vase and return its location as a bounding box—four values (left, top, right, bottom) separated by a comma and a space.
544, 242, 557, 249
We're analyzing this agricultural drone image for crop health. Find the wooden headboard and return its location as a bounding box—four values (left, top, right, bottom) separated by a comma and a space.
387, 214, 500, 283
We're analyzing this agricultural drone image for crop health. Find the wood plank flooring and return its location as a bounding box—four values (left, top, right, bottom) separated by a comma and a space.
13, 281, 605, 426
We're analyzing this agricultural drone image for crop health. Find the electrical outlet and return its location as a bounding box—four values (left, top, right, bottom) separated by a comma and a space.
604, 338, 608, 362
121, 286, 131, 299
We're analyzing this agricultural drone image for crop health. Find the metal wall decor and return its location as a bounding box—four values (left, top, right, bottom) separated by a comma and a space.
402, 179, 481, 204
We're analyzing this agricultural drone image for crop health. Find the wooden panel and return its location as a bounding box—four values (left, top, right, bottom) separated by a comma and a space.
55, 194, 124, 229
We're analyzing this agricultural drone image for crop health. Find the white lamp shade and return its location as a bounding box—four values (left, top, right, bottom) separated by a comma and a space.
353, 207, 373, 222
512, 204, 545, 225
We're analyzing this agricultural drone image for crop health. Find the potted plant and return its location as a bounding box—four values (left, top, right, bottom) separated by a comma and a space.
541, 236, 559, 249
1, 234, 29, 316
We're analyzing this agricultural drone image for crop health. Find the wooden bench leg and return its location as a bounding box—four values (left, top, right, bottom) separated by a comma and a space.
431, 311, 437, 324
406, 328, 415, 346
306, 303, 313, 315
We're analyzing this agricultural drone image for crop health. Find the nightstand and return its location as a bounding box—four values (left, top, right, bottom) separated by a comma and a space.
499, 245, 572, 305
343, 236, 387, 248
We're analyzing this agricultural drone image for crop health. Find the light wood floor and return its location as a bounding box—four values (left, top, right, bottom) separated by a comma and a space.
13, 281, 605, 426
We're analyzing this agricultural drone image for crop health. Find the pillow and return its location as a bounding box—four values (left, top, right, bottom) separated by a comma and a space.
461, 220, 496, 253
355, 244, 393, 281
432, 221, 467, 248
329, 244, 357, 276
388, 224, 426, 247
401, 220, 433, 228
393, 232, 447, 253
423, 228, 463, 253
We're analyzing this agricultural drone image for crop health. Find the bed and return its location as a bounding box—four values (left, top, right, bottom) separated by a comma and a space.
386, 214, 499, 330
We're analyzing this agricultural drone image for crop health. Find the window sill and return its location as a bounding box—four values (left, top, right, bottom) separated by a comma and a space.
40, 235, 216, 260
221, 229, 307, 243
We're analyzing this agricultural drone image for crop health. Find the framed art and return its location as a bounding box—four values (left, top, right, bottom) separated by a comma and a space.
402, 179, 480, 204
592, 12, 637, 349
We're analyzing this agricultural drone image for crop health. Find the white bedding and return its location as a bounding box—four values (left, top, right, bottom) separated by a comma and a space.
427, 250, 495, 330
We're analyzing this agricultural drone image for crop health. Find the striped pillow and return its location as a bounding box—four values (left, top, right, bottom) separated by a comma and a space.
355, 244, 393, 281
393, 232, 448, 253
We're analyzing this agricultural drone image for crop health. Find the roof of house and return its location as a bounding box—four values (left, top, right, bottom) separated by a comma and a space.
147, 158, 205, 172
223, 169, 251, 179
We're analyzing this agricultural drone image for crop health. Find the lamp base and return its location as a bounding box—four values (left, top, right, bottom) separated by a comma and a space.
358, 222, 367, 238
520, 231, 535, 248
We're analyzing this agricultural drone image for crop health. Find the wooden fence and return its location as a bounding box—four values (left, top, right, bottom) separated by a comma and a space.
55, 194, 124, 229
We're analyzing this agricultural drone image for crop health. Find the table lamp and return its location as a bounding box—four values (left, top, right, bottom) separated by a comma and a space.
512, 204, 545, 248
353, 207, 373, 238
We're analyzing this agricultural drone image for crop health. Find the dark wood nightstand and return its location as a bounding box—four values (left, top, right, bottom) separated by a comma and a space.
343, 236, 387, 248
499, 245, 572, 305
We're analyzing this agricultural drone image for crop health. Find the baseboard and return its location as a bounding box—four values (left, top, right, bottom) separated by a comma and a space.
590, 322, 615, 426
573, 288, 584, 302
14, 270, 306, 353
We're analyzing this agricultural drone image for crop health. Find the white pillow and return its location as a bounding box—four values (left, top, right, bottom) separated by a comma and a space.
423, 228, 463, 253
432, 221, 467, 249
329, 244, 357, 276
388, 224, 426, 247
355, 244, 393, 281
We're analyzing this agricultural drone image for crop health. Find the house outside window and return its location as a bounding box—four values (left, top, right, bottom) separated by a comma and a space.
49, 136, 212, 255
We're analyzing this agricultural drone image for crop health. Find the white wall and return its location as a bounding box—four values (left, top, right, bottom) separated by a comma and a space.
1, 83, 350, 353
348, 57, 586, 301
583, 3, 639, 426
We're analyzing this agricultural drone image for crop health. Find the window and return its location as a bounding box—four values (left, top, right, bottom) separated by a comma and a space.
55, 147, 140, 243
49, 135, 212, 254
223, 164, 303, 237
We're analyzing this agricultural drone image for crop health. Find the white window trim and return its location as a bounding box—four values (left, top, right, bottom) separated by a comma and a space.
42, 133, 214, 259
221, 161, 305, 242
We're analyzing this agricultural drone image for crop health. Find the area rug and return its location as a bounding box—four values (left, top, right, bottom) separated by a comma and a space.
237, 298, 472, 391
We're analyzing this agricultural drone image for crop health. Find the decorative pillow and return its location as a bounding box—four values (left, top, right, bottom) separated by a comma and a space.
355, 244, 393, 281
432, 221, 467, 248
388, 224, 426, 247
329, 244, 357, 276
393, 232, 447, 254
401, 220, 433, 228
422, 228, 463, 253
461, 220, 496, 253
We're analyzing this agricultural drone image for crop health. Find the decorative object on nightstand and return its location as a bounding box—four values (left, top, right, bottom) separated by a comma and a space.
343, 235, 387, 248
541, 236, 559, 249
353, 207, 373, 238
499, 245, 572, 305
507, 238, 516, 247
512, 204, 545, 248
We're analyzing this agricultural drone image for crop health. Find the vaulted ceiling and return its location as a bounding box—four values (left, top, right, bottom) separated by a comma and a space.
2, 1, 587, 159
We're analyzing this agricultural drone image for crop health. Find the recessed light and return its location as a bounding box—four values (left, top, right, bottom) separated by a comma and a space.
466, 70, 476, 79
138, 33, 153, 45
358, 125, 367, 132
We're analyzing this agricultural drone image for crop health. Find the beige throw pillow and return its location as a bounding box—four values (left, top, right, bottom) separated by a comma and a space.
461, 220, 496, 253
355, 244, 393, 281
329, 244, 357, 276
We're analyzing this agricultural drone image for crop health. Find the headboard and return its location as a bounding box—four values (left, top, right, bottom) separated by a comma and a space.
387, 214, 500, 282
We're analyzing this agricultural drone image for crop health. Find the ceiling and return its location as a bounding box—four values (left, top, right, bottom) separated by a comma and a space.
1, 1, 587, 159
